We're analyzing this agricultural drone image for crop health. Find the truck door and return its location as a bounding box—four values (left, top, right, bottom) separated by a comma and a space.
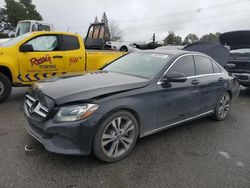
18, 34, 65, 82
61, 34, 85, 73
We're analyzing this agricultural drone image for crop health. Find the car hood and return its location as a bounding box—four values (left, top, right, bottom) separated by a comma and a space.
183, 41, 229, 66
0, 38, 11, 44
34, 71, 149, 105
219, 31, 250, 50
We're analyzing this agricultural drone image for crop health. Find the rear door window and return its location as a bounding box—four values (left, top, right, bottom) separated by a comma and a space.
168, 55, 195, 77
194, 55, 214, 75
61, 35, 80, 51
211, 61, 222, 73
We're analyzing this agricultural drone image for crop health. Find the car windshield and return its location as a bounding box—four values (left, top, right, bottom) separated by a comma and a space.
16, 22, 31, 37
103, 52, 171, 79
0, 33, 32, 47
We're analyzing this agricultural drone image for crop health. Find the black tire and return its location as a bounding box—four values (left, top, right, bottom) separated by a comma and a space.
0, 72, 12, 103
211, 92, 231, 121
120, 46, 128, 52
93, 111, 138, 162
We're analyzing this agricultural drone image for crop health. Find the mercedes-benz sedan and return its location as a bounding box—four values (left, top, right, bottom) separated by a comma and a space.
24, 50, 240, 162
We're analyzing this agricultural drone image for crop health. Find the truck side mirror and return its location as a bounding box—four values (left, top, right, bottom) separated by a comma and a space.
19, 44, 34, 52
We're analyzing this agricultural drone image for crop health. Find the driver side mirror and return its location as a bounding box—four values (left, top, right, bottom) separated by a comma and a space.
162, 72, 187, 83
19, 44, 34, 52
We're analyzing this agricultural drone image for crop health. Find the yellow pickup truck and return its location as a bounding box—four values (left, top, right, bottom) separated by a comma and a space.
0, 31, 125, 102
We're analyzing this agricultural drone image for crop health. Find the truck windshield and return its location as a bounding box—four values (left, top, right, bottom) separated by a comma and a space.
16, 22, 31, 37
103, 52, 171, 79
0, 33, 32, 47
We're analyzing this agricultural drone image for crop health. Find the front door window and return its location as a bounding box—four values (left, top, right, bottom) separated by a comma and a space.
27, 36, 58, 51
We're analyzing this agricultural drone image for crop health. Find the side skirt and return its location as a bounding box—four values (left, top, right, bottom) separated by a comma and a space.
142, 110, 214, 137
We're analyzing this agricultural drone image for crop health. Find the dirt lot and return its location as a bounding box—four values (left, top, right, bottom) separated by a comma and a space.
0, 87, 250, 188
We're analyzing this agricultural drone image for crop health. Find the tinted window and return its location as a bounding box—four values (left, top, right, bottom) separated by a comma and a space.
26, 35, 58, 51
32, 24, 38, 31
194, 56, 214, 75
62, 35, 80, 50
211, 61, 222, 73
168, 55, 195, 77
38, 24, 50, 31
103, 52, 171, 79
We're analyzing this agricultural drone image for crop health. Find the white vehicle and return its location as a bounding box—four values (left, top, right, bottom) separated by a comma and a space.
15, 20, 54, 37
0, 20, 54, 43
156, 45, 185, 50
106, 41, 140, 52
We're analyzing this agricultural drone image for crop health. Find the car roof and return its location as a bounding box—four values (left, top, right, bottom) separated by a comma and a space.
139, 49, 205, 56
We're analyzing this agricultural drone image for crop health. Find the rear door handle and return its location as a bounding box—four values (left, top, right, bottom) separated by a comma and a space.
191, 80, 199, 85
53, 55, 63, 58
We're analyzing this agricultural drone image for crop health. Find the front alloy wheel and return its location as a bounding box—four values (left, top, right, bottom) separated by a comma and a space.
93, 111, 138, 162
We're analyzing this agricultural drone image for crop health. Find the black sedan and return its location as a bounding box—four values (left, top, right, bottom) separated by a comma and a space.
24, 50, 240, 162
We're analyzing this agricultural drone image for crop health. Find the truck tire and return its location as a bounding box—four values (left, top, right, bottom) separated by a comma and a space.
0, 72, 12, 103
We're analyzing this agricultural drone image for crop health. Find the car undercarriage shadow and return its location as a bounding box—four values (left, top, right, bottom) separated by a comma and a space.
24, 116, 216, 167
6, 87, 27, 103
239, 86, 250, 97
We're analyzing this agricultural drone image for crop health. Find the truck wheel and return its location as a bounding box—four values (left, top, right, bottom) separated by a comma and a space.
0, 72, 12, 103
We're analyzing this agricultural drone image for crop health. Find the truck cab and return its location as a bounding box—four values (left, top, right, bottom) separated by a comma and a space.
15, 20, 55, 37
0, 20, 55, 44
220, 31, 250, 87
0, 32, 125, 102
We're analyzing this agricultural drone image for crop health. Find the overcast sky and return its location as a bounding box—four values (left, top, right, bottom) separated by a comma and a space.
1, 0, 250, 42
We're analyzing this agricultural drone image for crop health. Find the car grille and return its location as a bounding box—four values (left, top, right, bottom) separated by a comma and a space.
25, 94, 49, 119
239, 75, 249, 80
227, 61, 250, 70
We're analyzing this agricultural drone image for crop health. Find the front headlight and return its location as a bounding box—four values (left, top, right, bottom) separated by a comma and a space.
54, 104, 99, 122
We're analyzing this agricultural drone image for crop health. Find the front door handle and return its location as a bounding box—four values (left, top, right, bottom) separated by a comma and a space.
53, 55, 63, 58
191, 80, 199, 85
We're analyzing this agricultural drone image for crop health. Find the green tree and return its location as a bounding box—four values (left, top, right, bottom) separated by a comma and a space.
183, 34, 199, 45
101, 12, 108, 25
0, 0, 42, 33
200, 32, 221, 43
101, 12, 110, 40
163, 31, 182, 45
94, 16, 98, 23
19, 0, 42, 20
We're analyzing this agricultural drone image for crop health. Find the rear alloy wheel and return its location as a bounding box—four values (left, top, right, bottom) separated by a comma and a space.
120, 46, 128, 52
93, 111, 138, 162
0, 73, 12, 103
212, 92, 231, 121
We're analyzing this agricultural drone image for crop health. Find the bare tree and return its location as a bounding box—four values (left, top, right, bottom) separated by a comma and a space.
109, 20, 123, 41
